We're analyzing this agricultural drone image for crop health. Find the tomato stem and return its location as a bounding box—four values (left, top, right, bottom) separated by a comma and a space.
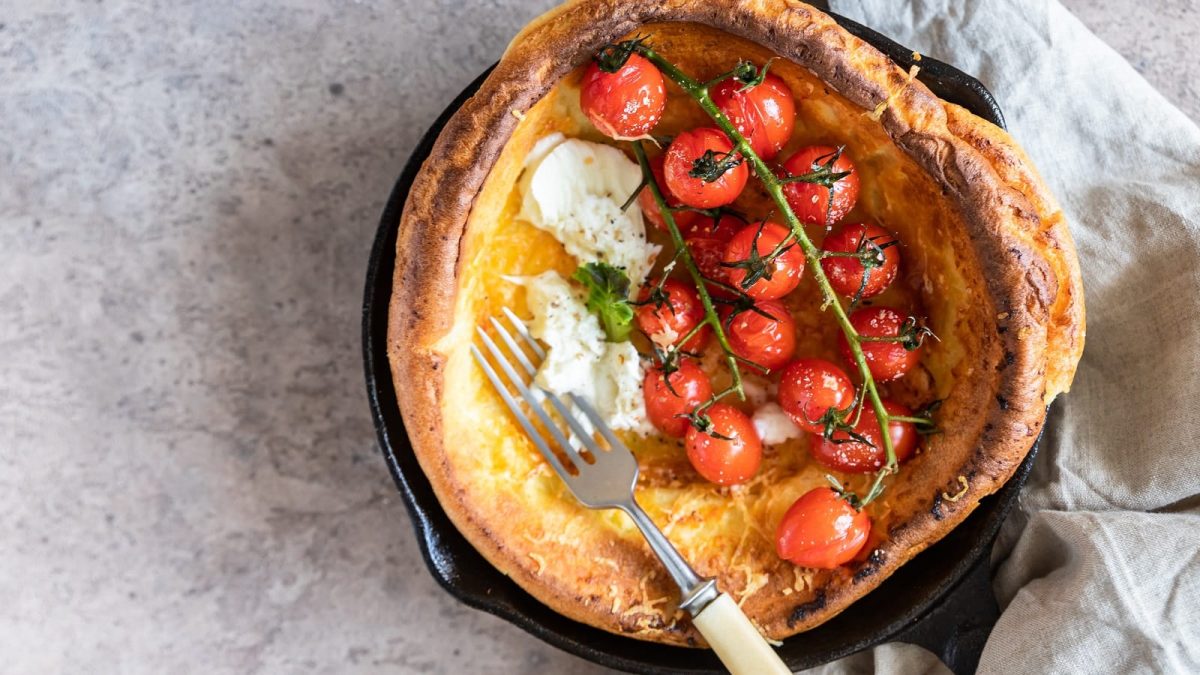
888, 414, 938, 427
634, 44, 897, 507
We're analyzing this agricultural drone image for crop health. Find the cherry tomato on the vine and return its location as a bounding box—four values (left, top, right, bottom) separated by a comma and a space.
808, 400, 918, 473
838, 306, 923, 382
779, 145, 860, 227
638, 154, 703, 233
580, 54, 666, 140
777, 358, 855, 434
722, 222, 805, 300
635, 278, 711, 352
687, 213, 744, 241
776, 487, 871, 569
643, 359, 713, 438
687, 236, 735, 300
711, 71, 796, 160
664, 128, 748, 209
820, 223, 900, 299
685, 216, 743, 300
685, 404, 762, 486
724, 300, 797, 371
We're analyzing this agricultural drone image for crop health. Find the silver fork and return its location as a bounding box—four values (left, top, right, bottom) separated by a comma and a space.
471, 309, 790, 675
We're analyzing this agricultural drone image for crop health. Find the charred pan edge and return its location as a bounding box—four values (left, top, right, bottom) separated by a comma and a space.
387, 0, 1084, 642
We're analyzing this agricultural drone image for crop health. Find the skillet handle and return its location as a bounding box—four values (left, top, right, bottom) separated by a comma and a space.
894, 551, 999, 675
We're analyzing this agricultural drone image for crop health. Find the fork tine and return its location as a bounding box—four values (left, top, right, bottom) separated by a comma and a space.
470, 344, 570, 478
539, 388, 603, 459
489, 316, 537, 377
475, 327, 586, 469
488, 317, 602, 463
491, 317, 606, 460
570, 394, 628, 452
501, 308, 546, 360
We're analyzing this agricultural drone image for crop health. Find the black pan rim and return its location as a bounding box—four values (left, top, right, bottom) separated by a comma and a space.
363, 10, 1032, 674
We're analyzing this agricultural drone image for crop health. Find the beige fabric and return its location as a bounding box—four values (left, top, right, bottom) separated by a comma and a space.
810, 0, 1200, 671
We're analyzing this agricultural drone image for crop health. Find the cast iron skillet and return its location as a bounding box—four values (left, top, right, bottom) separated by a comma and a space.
364, 8, 1033, 674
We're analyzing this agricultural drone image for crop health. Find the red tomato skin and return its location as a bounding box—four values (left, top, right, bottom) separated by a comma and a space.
635, 279, 711, 352
579, 54, 666, 139
776, 487, 871, 569
808, 400, 918, 473
663, 128, 749, 209
687, 235, 737, 300
820, 223, 901, 298
724, 300, 797, 371
777, 358, 856, 434
687, 213, 744, 241
711, 72, 796, 160
837, 306, 922, 382
779, 145, 861, 227
643, 360, 714, 438
639, 154, 703, 233
722, 222, 805, 300
685, 404, 763, 485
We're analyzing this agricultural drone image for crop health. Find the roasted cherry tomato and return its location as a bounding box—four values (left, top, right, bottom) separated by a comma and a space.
722, 222, 805, 300
779, 145, 860, 227
838, 306, 922, 382
663, 128, 748, 209
687, 236, 735, 300
639, 154, 703, 233
776, 487, 871, 569
687, 213, 744, 241
711, 71, 796, 160
643, 359, 714, 438
820, 223, 900, 299
684, 215, 743, 300
777, 358, 855, 433
685, 404, 762, 485
580, 54, 666, 139
808, 400, 919, 473
724, 300, 796, 371
635, 278, 711, 352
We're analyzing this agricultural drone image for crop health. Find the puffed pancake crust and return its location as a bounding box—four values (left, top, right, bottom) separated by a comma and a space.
388, 0, 1085, 645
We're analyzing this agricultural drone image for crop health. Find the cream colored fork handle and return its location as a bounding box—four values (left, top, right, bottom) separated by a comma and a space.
692, 593, 792, 675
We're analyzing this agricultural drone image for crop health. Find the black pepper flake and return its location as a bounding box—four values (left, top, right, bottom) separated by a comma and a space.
996, 395, 1009, 410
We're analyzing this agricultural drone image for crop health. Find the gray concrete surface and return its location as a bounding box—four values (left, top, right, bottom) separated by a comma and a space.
0, 1, 1194, 673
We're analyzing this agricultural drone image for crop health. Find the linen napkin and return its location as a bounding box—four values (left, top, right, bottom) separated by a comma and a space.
806, 0, 1200, 672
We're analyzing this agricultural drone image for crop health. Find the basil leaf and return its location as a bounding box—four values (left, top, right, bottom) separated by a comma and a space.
572, 262, 634, 342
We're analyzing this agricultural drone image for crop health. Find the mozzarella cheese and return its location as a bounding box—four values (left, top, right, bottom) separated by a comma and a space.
740, 376, 776, 408
508, 136, 662, 434
519, 137, 660, 286
519, 271, 652, 434
752, 403, 803, 445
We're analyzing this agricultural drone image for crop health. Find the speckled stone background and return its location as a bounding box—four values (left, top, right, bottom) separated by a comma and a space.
1, 1, 1195, 673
